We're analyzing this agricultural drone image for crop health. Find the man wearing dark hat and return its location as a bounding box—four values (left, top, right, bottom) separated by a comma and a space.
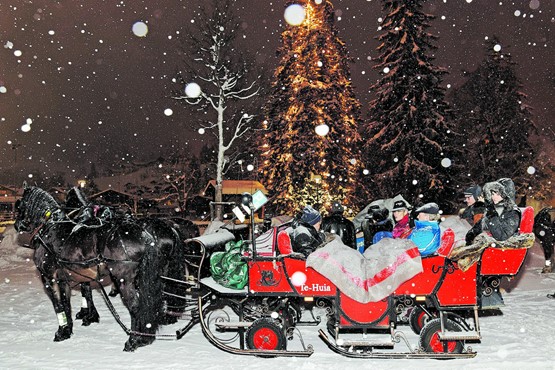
321, 202, 356, 249
287, 205, 325, 257
409, 202, 441, 256
460, 185, 485, 226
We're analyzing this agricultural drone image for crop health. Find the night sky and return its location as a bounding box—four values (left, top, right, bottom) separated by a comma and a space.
1, 0, 554, 183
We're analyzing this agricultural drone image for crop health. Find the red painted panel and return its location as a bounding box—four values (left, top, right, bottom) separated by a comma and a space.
338, 292, 389, 327
480, 248, 528, 275
248, 261, 293, 293
436, 262, 478, 306
283, 258, 336, 297
395, 256, 445, 296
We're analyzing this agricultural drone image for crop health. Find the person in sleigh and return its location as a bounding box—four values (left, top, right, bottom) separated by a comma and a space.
450, 178, 534, 272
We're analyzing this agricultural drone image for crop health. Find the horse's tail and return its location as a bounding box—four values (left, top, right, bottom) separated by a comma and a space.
142, 218, 191, 325
135, 228, 164, 336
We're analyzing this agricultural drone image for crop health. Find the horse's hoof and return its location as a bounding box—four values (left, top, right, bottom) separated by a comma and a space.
75, 308, 87, 320
124, 335, 155, 351
109, 286, 119, 297
541, 265, 553, 274
82, 313, 100, 326
53, 326, 73, 342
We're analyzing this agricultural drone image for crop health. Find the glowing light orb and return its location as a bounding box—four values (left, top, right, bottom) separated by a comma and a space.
198, 128, 205, 135
291, 271, 307, 286
383, 67, 390, 73
185, 82, 202, 98
164, 108, 173, 116
493, 44, 502, 52
284, 4, 306, 26
363, 169, 369, 175
412, 179, 418, 185
441, 158, 452, 168
247, 164, 254, 171
529, 0, 540, 10
315, 123, 329, 136
132, 22, 148, 37
527, 166, 536, 175
0, 86, 6, 93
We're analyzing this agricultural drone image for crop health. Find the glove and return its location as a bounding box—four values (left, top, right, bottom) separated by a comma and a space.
485, 204, 497, 219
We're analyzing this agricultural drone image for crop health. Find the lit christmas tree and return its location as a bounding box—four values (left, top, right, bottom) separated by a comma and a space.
363, 0, 460, 209
259, 0, 363, 215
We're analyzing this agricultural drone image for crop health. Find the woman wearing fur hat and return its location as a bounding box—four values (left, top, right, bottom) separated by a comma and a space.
465, 178, 521, 245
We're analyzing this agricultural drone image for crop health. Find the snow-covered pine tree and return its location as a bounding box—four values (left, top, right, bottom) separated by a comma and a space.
173, 0, 261, 220
363, 0, 459, 209
451, 37, 539, 197
259, 0, 363, 215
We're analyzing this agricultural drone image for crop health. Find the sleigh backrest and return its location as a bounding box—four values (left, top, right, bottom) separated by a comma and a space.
480, 206, 534, 276
436, 228, 455, 257
518, 206, 534, 234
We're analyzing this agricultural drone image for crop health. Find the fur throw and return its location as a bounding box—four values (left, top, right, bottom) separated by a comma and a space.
449, 232, 535, 272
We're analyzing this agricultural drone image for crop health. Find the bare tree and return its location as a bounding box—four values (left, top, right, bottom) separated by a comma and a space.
173, 0, 261, 220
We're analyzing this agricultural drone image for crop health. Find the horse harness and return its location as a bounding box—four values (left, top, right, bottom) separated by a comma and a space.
31, 219, 143, 283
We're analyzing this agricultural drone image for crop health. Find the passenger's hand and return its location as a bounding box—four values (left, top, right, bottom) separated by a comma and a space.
485, 204, 497, 219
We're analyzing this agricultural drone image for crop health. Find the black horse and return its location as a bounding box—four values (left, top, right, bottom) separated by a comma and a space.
14, 185, 187, 351
533, 207, 555, 274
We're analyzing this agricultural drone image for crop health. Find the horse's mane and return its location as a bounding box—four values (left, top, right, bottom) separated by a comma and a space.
24, 187, 62, 222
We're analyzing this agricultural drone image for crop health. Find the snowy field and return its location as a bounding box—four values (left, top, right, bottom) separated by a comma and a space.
1, 225, 554, 370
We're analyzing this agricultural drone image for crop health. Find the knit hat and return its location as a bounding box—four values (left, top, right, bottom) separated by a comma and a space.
391, 200, 408, 212
415, 202, 440, 215
463, 185, 481, 201
300, 205, 322, 226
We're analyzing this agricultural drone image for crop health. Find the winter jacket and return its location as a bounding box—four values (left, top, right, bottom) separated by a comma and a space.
465, 179, 521, 244
321, 213, 356, 249
286, 223, 325, 257
361, 209, 394, 249
392, 214, 412, 239
408, 220, 441, 256
460, 201, 485, 226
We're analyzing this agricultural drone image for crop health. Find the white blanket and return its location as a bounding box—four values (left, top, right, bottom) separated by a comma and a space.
306, 237, 423, 303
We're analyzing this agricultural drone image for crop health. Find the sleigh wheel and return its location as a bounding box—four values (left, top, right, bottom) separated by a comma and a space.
419, 318, 464, 354
409, 306, 435, 335
246, 318, 286, 352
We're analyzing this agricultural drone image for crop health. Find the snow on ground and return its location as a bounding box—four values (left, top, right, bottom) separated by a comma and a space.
1, 225, 554, 370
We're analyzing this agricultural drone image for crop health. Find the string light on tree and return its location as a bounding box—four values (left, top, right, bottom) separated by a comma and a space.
315, 123, 329, 136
